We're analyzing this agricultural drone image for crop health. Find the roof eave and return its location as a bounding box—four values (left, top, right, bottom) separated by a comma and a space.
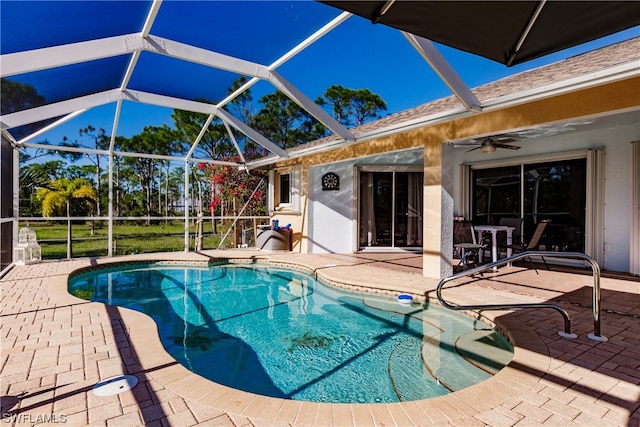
246, 59, 640, 170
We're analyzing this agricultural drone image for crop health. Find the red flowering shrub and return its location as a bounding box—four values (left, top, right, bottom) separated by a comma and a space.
202, 157, 267, 216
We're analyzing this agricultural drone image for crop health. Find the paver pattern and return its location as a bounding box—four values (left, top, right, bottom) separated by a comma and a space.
1, 250, 638, 426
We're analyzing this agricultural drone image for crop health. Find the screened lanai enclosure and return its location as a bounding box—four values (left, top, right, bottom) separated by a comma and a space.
1, 1, 639, 273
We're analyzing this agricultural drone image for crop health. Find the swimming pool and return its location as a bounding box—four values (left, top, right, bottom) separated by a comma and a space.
68, 262, 513, 403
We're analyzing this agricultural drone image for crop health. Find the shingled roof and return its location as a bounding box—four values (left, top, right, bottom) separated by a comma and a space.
283, 36, 639, 157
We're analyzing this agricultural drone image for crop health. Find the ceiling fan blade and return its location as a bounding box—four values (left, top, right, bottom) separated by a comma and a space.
494, 138, 516, 143
494, 143, 521, 150
465, 146, 481, 152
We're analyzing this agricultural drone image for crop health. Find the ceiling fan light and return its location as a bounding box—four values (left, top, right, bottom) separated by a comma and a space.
480, 144, 496, 153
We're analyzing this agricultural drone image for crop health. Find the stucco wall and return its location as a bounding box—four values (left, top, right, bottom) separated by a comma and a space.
453, 121, 639, 272
268, 77, 638, 274
307, 149, 424, 254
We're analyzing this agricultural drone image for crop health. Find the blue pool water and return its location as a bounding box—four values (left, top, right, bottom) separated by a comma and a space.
68, 263, 513, 403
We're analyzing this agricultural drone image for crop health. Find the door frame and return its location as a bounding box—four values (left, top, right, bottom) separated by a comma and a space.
464, 149, 603, 266
353, 165, 423, 252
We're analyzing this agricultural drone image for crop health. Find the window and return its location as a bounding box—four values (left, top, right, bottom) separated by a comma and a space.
269, 166, 300, 213
279, 173, 291, 205
471, 158, 587, 253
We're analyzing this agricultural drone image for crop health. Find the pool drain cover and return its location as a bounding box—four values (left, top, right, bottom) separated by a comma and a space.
92, 375, 138, 396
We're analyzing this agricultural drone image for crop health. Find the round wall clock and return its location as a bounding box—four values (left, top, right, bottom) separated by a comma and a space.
321, 172, 340, 191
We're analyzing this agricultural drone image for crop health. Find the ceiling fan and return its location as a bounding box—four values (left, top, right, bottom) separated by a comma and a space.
466, 137, 521, 153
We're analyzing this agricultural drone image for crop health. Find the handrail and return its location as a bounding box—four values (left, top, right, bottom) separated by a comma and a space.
437, 251, 607, 342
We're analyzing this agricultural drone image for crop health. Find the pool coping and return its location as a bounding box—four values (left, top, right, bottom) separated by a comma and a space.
47, 253, 550, 426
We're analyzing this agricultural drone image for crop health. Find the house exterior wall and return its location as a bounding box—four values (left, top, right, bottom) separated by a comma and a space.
267, 76, 639, 276
307, 149, 424, 254
307, 161, 355, 254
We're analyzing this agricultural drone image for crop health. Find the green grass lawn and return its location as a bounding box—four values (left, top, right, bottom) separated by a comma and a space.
21, 220, 248, 259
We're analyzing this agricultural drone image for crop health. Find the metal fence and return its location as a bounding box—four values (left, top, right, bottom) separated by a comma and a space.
16, 215, 270, 260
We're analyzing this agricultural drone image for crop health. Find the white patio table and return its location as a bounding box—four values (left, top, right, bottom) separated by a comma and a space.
474, 225, 516, 269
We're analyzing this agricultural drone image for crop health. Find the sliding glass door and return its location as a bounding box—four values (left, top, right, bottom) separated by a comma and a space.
359, 169, 423, 250
523, 160, 586, 251
472, 158, 587, 253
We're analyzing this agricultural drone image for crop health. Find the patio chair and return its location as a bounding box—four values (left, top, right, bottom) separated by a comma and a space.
507, 219, 551, 273
453, 221, 486, 270
496, 217, 523, 256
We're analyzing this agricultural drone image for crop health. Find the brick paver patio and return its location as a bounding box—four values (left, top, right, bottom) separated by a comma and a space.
1, 250, 638, 426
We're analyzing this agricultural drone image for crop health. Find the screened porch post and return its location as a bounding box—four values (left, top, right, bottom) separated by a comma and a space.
10, 137, 20, 270
423, 141, 454, 279
107, 153, 113, 256
632, 141, 640, 276
184, 162, 190, 252
12, 139, 19, 259
107, 99, 121, 257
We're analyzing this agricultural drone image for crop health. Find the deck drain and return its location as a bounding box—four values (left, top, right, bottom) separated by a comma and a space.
92, 375, 138, 396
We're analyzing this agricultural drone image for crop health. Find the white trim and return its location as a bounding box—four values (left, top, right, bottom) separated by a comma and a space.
466, 149, 590, 170
267, 170, 275, 213
354, 166, 424, 251
357, 247, 422, 254
357, 165, 423, 173
630, 141, 640, 275
481, 61, 640, 109
352, 165, 360, 252
270, 165, 303, 214
586, 149, 606, 265
278, 173, 292, 205
458, 164, 470, 218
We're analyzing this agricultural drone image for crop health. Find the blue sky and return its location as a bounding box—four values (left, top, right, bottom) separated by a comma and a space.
9, 1, 638, 156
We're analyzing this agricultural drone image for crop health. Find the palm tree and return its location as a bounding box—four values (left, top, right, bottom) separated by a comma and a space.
36, 178, 98, 259
19, 165, 54, 216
